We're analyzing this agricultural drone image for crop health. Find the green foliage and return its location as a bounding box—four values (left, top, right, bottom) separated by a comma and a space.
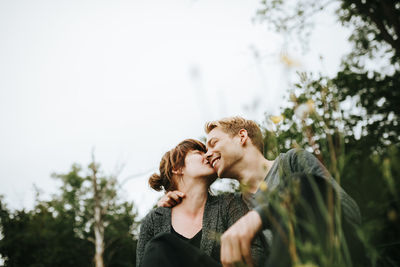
265, 73, 345, 177
333, 67, 400, 153
257, 0, 400, 155
256, 0, 330, 50
345, 144, 400, 267
256, 3, 400, 264
262, 72, 400, 266
257, 0, 400, 62
0, 162, 139, 267
336, 0, 400, 63
0, 197, 93, 266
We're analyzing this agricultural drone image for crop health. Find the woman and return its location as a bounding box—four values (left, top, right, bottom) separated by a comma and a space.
136, 139, 265, 267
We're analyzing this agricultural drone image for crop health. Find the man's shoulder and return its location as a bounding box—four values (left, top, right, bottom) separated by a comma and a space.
215, 192, 248, 210
282, 148, 318, 165
275, 148, 324, 178
214, 192, 241, 203
282, 148, 307, 159
273, 148, 300, 165
274, 148, 302, 167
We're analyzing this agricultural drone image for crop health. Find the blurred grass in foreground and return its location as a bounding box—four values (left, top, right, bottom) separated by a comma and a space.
261, 72, 399, 267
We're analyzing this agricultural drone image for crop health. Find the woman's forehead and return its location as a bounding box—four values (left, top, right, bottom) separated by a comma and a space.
187, 149, 205, 155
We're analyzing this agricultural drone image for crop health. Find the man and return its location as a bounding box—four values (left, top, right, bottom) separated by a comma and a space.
160, 116, 361, 267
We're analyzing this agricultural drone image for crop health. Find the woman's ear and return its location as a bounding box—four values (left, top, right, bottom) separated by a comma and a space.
172, 168, 183, 175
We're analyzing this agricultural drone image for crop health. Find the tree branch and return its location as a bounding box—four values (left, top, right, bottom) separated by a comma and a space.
380, 0, 400, 52
353, 0, 398, 52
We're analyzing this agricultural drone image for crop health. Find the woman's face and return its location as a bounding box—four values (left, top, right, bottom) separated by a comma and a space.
181, 150, 217, 180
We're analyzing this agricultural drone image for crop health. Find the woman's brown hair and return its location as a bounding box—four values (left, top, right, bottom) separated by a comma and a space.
149, 139, 207, 192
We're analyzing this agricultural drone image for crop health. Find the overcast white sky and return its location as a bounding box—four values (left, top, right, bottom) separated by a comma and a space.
0, 0, 351, 218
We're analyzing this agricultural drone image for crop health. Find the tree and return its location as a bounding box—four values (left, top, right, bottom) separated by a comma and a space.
257, 0, 400, 153
0, 195, 93, 266
0, 160, 139, 267
257, 0, 400, 61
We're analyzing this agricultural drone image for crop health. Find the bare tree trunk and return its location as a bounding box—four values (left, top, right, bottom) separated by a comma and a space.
91, 155, 105, 267
94, 203, 104, 267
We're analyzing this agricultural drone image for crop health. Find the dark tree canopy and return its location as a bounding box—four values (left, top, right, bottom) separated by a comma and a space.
0, 163, 139, 267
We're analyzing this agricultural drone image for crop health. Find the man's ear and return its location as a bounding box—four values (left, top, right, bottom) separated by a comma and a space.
238, 129, 249, 145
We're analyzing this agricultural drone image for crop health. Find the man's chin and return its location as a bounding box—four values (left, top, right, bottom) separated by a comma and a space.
207, 176, 218, 185
217, 168, 226, 178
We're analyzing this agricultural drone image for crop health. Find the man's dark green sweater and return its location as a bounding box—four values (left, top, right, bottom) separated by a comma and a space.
242, 148, 361, 235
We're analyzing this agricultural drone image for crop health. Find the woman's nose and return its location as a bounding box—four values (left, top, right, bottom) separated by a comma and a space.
204, 150, 212, 160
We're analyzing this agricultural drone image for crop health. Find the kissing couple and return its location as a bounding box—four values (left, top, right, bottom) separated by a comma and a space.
137, 116, 361, 267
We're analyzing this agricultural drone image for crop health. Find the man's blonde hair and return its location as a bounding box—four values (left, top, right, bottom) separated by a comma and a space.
204, 116, 264, 154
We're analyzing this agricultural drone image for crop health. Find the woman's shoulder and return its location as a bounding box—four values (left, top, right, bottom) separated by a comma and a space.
142, 207, 170, 222
140, 206, 171, 234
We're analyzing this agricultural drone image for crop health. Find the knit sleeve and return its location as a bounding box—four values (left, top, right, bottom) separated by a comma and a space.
136, 211, 155, 267
222, 193, 268, 265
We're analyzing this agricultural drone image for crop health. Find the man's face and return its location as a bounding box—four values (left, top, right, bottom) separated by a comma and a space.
205, 127, 244, 178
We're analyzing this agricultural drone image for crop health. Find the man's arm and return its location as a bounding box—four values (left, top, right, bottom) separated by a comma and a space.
220, 210, 263, 267
157, 190, 185, 207
289, 149, 361, 226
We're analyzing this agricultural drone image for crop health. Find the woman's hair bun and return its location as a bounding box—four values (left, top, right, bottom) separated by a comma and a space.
148, 173, 163, 191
